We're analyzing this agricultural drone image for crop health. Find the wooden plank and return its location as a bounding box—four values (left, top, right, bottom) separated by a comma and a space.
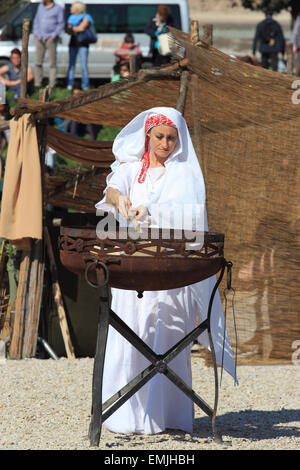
129, 54, 136, 75
19, 63, 47, 358
9, 18, 43, 359
31, 242, 45, 357
22, 240, 44, 357
44, 227, 75, 359
9, 250, 31, 359
202, 24, 213, 46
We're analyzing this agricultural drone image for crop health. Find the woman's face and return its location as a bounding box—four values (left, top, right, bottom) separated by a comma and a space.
148, 125, 178, 161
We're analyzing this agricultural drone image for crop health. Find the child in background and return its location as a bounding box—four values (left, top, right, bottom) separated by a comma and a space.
114, 33, 142, 70
112, 62, 130, 82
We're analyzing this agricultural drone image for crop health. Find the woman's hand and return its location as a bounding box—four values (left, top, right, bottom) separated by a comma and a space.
130, 205, 149, 221
117, 195, 132, 219
106, 187, 131, 219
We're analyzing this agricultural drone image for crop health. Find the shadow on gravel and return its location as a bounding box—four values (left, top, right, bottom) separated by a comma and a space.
101, 409, 300, 448
194, 408, 300, 441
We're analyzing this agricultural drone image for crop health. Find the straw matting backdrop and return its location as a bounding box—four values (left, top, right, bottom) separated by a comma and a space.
15, 29, 300, 364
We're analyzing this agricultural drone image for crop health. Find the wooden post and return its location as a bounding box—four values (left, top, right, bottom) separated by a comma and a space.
203, 24, 213, 46
190, 73, 204, 173
20, 18, 31, 98
176, 70, 189, 115
190, 20, 199, 45
10, 21, 48, 359
22, 239, 44, 357
19, 91, 49, 358
286, 41, 294, 75
129, 54, 136, 75
9, 20, 33, 359
44, 227, 75, 359
9, 249, 31, 359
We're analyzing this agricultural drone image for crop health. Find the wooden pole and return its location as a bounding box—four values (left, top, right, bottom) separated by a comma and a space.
188, 22, 205, 173
20, 18, 31, 99
22, 239, 44, 357
9, 249, 31, 359
190, 74, 204, 172
15, 58, 189, 123
203, 24, 213, 46
129, 54, 136, 75
190, 20, 199, 45
44, 227, 75, 359
9, 19, 33, 359
20, 90, 49, 358
176, 70, 189, 115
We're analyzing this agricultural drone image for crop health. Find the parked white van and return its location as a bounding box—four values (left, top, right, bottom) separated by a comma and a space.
0, 0, 190, 80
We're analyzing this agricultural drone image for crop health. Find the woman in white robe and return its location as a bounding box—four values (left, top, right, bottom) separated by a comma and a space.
95, 107, 237, 435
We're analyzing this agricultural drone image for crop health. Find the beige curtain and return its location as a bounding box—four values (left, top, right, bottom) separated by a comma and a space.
0, 114, 42, 246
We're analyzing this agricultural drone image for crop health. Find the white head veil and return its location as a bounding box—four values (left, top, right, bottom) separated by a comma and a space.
111, 106, 205, 185
96, 107, 207, 227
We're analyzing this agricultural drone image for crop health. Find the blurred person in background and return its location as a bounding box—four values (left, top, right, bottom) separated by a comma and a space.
33, 0, 65, 90
66, 1, 95, 91
144, 5, 174, 66
114, 33, 142, 71
0, 49, 34, 99
252, 10, 285, 71
112, 62, 130, 82
291, 13, 300, 76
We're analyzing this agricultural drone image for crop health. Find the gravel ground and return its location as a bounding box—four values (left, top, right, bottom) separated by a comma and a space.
0, 356, 299, 451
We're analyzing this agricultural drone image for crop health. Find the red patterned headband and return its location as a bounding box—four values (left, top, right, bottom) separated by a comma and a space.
144, 113, 176, 136
138, 114, 177, 183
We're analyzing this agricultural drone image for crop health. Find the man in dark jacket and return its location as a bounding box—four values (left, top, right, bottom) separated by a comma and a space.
252, 10, 285, 71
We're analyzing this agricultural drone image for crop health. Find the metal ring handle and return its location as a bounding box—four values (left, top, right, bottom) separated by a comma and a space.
84, 261, 110, 288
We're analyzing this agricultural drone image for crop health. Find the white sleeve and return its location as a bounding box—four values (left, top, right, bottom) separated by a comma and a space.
95, 163, 133, 212
104, 162, 133, 198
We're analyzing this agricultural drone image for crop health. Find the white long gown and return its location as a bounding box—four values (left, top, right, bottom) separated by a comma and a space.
99, 161, 237, 435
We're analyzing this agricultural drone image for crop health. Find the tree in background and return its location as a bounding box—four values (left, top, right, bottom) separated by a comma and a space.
241, 0, 300, 20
